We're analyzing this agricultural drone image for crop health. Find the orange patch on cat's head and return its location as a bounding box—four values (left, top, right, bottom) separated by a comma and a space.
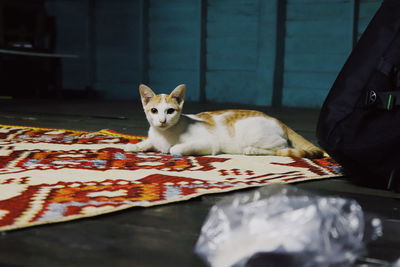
138, 84, 186, 111
144, 94, 163, 112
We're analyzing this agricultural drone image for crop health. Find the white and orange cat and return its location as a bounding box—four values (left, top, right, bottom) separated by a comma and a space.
125, 84, 323, 158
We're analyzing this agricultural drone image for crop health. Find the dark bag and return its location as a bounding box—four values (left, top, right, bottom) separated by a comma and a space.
317, 0, 400, 191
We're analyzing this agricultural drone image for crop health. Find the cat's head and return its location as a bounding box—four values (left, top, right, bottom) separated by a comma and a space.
139, 84, 186, 130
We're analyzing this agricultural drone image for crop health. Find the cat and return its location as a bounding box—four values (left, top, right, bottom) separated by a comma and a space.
125, 84, 324, 158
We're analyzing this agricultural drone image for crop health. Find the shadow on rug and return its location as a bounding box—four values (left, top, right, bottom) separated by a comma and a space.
0, 124, 342, 231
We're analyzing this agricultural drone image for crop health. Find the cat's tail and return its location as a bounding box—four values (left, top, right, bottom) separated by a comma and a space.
276, 124, 325, 158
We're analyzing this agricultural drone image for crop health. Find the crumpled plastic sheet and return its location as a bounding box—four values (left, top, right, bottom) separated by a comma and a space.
194, 184, 383, 267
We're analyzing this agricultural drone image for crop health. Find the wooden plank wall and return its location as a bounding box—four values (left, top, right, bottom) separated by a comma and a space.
45, 0, 91, 90
282, 0, 381, 107
47, 0, 382, 107
282, 0, 354, 107
147, 0, 277, 105
95, 0, 142, 99
206, 0, 260, 104
147, 0, 202, 101
205, 0, 276, 105
147, 0, 381, 107
45, 0, 142, 99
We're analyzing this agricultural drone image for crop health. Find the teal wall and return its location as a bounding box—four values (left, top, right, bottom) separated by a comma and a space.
46, 0, 142, 99
45, 0, 91, 90
46, 0, 382, 107
282, 0, 381, 107
148, 0, 202, 101
205, 0, 276, 105
95, 0, 142, 99
282, 0, 354, 107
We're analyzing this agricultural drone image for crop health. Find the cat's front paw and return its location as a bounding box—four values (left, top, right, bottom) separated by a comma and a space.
124, 143, 141, 152
169, 144, 185, 156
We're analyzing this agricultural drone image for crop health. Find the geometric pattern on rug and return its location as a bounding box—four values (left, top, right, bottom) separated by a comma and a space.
0, 124, 342, 231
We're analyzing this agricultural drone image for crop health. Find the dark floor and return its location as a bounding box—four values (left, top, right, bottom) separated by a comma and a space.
0, 99, 399, 267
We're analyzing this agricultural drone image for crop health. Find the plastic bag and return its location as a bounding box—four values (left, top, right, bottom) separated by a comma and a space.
195, 184, 382, 267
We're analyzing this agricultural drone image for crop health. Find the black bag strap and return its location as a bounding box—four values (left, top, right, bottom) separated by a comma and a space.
377, 57, 400, 88
364, 30, 400, 110
378, 28, 400, 72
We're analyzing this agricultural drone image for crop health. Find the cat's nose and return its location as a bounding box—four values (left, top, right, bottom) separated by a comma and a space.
159, 118, 167, 124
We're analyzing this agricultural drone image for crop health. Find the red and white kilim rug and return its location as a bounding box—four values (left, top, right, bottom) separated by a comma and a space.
0, 124, 342, 231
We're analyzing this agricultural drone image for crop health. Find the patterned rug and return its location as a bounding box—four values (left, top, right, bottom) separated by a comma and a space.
0, 124, 342, 231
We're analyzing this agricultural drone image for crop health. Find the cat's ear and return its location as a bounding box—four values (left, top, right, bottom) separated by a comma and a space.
170, 84, 186, 107
139, 84, 155, 106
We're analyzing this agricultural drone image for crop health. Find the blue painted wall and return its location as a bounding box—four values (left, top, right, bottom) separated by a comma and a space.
282, 0, 354, 107
45, 0, 91, 90
95, 0, 142, 99
46, 0, 382, 107
148, 0, 202, 101
46, 0, 142, 99
282, 0, 381, 107
205, 0, 276, 105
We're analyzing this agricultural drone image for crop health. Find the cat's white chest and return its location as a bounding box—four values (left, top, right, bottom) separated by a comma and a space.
148, 127, 177, 153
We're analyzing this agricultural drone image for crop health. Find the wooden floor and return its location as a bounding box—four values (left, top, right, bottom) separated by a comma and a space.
0, 99, 399, 267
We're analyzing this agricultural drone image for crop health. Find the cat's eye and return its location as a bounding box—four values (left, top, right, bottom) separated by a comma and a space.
151, 108, 158, 114
166, 108, 175, 114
